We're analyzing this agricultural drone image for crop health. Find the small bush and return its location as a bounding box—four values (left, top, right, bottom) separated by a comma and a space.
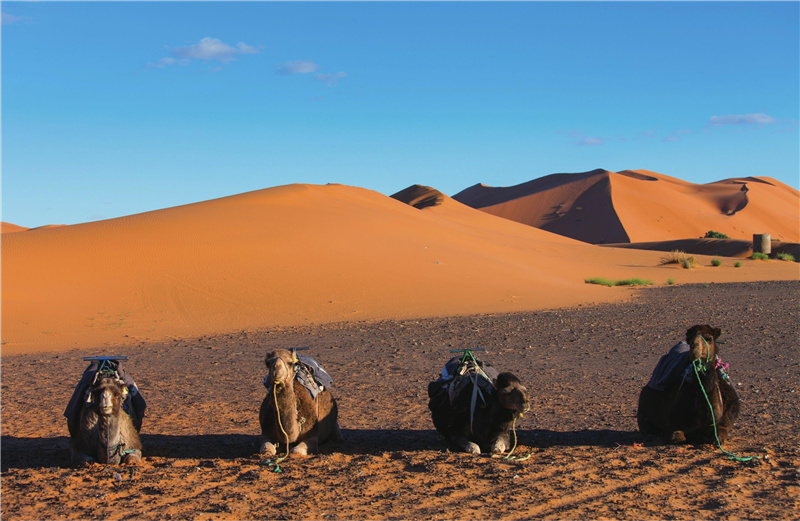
734, 261, 742, 268
711, 258, 722, 267
777, 252, 796, 262
752, 252, 769, 260
661, 250, 697, 268
666, 278, 675, 285
704, 230, 730, 239
585, 277, 653, 287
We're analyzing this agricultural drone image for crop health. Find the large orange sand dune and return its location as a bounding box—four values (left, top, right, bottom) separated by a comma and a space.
453, 169, 800, 244
2, 183, 797, 354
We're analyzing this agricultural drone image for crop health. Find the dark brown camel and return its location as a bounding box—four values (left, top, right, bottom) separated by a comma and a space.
70, 375, 143, 466
258, 349, 342, 457
428, 354, 530, 454
637, 324, 740, 445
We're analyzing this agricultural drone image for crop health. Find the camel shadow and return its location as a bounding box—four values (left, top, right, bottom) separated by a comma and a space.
1, 435, 72, 470
0, 434, 260, 469
521, 429, 641, 448
329, 428, 442, 455
141, 433, 258, 459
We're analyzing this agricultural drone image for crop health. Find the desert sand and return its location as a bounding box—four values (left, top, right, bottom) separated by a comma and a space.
2, 181, 797, 355
2, 174, 799, 520
453, 169, 800, 244
1, 281, 798, 520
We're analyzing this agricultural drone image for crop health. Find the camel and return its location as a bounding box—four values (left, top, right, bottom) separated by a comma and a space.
428, 353, 530, 454
70, 375, 143, 466
637, 324, 740, 445
258, 349, 342, 457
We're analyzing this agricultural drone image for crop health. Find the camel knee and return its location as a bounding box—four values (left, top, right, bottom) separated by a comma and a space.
491, 438, 509, 454
453, 437, 480, 454
123, 450, 142, 465
290, 442, 310, 457
669, 431, 687, 444
259, 438, 277, 457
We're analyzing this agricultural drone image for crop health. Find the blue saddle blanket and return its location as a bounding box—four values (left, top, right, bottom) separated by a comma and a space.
646, 341, 691, 391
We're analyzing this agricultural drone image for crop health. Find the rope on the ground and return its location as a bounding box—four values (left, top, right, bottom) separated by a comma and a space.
692, 358, 760, 463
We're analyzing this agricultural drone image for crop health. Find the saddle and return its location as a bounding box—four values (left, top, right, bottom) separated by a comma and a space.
646, 341, 732, 391
263, 355, 334, 400
64, 357, 147, 432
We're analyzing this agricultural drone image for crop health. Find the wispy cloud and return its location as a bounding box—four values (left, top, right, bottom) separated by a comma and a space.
707, 113, 776, 127
2, 12, 31, 25
315, 72, 347, 87
147, 37, 259, 69
276, 60, 320, 75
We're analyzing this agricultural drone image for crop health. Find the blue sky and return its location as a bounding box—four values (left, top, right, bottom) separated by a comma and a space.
2, 1, 798, 227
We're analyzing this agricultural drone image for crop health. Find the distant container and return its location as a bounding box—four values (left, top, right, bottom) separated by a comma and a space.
753, 234, 771, 255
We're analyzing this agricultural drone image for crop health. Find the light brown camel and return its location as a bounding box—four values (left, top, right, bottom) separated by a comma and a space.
70, 375, 143, 466
258, 349, 342, 457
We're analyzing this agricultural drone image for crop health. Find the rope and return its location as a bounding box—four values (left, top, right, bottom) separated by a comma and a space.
692, 358, 760, 463
495, 415, 531, 461
262, 376, 291, 473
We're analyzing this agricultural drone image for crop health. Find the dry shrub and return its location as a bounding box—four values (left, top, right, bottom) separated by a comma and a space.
660, 250, 697, 268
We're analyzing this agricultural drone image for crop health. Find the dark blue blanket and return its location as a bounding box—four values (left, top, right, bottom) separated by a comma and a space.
646, 341, 691, 391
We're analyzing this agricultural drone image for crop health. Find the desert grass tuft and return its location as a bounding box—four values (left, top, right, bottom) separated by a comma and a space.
776, 252, 795, 262
585, 277, 653, 287
661, 250, 697, 269
734, 261, 742, 268
666, 278, 675, 285
752, 252, 769, 260
711, 258, 722, 267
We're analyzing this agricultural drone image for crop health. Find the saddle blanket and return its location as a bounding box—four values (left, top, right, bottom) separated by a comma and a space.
64, 359, 147, 424
646, 341, 691, 391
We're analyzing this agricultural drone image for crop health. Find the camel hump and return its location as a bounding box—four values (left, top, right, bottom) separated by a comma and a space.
432, 356, 498, 406
646, 341, 691, 391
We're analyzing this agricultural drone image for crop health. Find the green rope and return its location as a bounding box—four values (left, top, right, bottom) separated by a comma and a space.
692, 358, 760, 463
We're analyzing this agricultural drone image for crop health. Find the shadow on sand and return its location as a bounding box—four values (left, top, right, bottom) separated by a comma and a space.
522, 428, 641, 448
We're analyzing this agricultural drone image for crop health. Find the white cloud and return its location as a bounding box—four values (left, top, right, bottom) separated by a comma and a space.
148, 37, 259, 69
172, 37, 259, 63
708, 113, 776, 127
2, 12, 31, 25
315, 72, 347, 87
276, 60, 320, 75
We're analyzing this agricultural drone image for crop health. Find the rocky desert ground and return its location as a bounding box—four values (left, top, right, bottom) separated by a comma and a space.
3, 280, 798, 520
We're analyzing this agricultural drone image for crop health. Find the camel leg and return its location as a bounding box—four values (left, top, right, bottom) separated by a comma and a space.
331, 422, 344, 442
490, 434, 510, 454
715, 425, 729, 445
291, 436, 317, 457
71, 451, 95, 468
669, 430, 687, 444
123, 450, 142, 465
258, 436, 278, 457
452, 436, 481, 454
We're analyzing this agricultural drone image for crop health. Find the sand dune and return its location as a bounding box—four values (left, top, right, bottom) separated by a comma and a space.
2, 183, 797, 354
1, 222, 28, 234
453, 169, 800, 244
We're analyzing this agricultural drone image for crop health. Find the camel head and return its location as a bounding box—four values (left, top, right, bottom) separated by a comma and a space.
495, 372, 530, 415
686, 324, 721, 369
264, 349, 297, 388
86, 376, 128, 417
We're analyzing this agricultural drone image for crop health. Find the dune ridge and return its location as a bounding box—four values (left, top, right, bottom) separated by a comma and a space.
453, 169, 800, 244
3, 182, 798, 354
1, 222, 29, 234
